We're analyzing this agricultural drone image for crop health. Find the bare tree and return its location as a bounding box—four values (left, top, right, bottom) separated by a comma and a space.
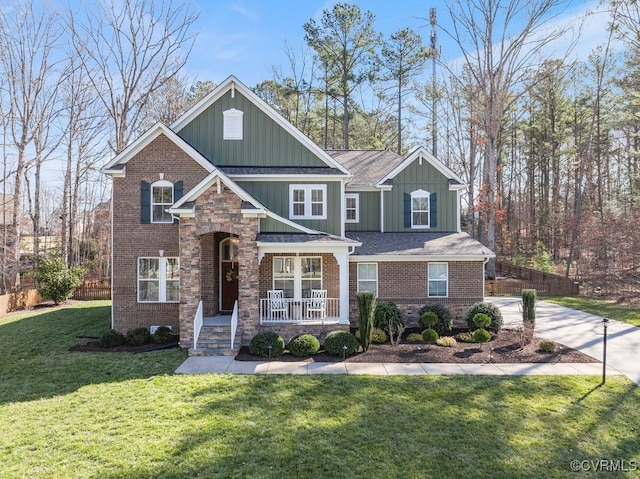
69, 0, 199, 154
443, 0, 569, 275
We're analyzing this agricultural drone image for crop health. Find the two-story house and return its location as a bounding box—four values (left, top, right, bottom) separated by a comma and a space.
102, 75, 494, 355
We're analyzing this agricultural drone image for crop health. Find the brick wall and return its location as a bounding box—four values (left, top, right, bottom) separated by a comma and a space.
111, 133, 210, 334
258, 253, 340, 299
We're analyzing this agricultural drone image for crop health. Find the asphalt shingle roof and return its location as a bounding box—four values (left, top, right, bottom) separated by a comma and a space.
325, 150, 405, 188
256, 233, 359, 245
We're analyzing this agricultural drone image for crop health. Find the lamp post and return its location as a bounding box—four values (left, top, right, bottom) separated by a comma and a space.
602, 318, 609, 384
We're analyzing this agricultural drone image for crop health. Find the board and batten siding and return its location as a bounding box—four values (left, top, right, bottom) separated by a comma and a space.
239, 180, 343, 236
384, 158, 458, 232
176, 90, 330, 169
345, 191, 380, 232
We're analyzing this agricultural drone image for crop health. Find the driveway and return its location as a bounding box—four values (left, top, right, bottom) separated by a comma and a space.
489, 296, 640, 386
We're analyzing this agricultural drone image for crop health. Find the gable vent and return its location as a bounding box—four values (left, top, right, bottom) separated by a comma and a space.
223, 108, 243, 140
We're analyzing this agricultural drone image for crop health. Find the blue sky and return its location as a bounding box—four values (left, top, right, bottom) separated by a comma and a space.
185, 0, 613, 87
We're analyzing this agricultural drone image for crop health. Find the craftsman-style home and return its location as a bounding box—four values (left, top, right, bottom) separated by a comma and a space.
102, 75, 494, 355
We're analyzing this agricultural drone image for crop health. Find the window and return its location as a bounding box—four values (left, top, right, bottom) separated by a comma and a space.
345, 193, 359, 223
138, 257, 179, 302
273, 256, 322, 298
289, 185, 327, 219
357, 263, 378, 296
151, 180, 173, 223
411, 189, 430, 228
428, 262, 448, 297
223, 108, 243, 140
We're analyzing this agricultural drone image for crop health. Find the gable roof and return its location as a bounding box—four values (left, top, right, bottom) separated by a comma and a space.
325, 149, 405, 189
377, 146, 465, 188
171, 75, 351, 176
101, 123, 215, 175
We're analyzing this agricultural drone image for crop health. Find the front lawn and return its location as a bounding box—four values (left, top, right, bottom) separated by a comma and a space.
1, 302, 639, 478
544, 296, 640, 327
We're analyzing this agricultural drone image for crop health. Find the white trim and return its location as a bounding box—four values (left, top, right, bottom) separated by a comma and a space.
357, 262, 378, 297
289, 184, 327, 220
375, 146, 465, 189
151, 180, 174, 223
345, 193, 359, 224
410, 189, 430, 229
349, 254, 493, 262
428, 262, 449, 298
257, 242, 355, 263
170, 76, 351, 176
101, 123, 215, 174
227, 174, 349, 181
137, 257, 180, 303
272, 256, 322, 299
380, 190, 385, 233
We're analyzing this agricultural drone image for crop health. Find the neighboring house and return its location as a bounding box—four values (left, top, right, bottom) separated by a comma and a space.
102, 75, 494, 355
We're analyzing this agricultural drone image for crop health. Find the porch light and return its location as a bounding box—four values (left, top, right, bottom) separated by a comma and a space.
342, 344, 347, 360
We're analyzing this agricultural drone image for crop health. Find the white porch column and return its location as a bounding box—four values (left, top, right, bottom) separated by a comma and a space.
333, 250, 350, 324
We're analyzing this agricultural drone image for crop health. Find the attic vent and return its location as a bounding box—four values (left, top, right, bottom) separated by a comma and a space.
223, 108, 243, 140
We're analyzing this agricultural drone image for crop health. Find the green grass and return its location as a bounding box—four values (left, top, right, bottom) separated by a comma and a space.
2, 302, 640, 478
544, 296, 640, 327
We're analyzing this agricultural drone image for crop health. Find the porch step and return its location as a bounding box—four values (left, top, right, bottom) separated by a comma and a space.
191, 325, 241, 357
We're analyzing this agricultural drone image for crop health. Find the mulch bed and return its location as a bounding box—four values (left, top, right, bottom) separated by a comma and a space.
69, 337, 180, 353
235, 328, 599, 364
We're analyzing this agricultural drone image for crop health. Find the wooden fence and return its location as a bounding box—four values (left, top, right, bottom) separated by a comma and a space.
73, 280, 111, 300
486, 262, 579, 296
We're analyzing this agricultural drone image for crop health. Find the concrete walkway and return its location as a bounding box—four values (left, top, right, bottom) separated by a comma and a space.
176, 297, 638, 384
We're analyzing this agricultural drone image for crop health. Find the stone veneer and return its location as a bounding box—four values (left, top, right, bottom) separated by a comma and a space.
179, 182, 260, 349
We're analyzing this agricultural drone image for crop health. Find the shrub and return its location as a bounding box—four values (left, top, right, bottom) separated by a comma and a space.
357, 292, 376, 352
371, 328, 388, 344
422, 328, 439, 343
420, 311, 438, 329
287, 334, 320, 357
418, 304, 452, 335
456, 331, 474, 343
407, 333, 424, 343
152, 326, 174, 344
374, 301, 405, 345
465, 302, 503, 333
323, 331, 359, 357
33, 252, 85, 305
126, 327, 151, 346
472, 313, 492, 330
249, 331, 285, 357
472, 328, 491, 343
436, 336, 457, 347
522, 289, 537, 322
538, 340, 556, 353
99, 329, 126, 348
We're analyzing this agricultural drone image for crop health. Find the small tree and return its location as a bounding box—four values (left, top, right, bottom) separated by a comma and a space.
356, 291, 376, 352
522, 289, 537, 322
33, 252, 85, 305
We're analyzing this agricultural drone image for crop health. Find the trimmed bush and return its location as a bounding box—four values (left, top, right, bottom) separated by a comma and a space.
374, 301, 404, 331
472, 313, 492, 330
420, 311, 438, 329
407, 333, 424, 343
371, 328, 388, 344
538, 340, 556, 353
357, 292, 376, 352
436, 336, 457, 347
287, 334, 320, 357
422, 328, 439, 344
472, 328, 491, 343
323, 331, 359, 357
465, 302, 503, 333
99, 329, 126, 348
151, 326, 174, 344
249, 331, 285, 357
456, 331, 474, 343
418, 304, 452, 335
126, 327, 151, 346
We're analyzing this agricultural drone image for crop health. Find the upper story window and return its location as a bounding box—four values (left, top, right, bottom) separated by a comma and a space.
152, 180, 174, 223
411, 189, 430, 229
289, 184, 327, 220
345, 193, 359, 223
223, 108, 243, 140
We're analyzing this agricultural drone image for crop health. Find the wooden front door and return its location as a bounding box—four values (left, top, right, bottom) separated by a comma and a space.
220, 237, 239, 312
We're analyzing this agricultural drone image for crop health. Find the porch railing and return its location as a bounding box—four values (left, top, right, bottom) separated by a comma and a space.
230, 300, 238, 349
193, 299, 203, 350
259, 297, 340, 324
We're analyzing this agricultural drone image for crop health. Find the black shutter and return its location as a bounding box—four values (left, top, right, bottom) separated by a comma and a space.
140, 181, 150, 224
430, 193, 437, 228
404, 193, 411, 228
173, 181, 183, 224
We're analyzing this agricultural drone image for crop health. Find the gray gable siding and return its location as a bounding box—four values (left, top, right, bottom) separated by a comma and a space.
345, 191, 380, 232
176, 90, 330, 169
384, 159, 458, 232
239, 180, 342, 236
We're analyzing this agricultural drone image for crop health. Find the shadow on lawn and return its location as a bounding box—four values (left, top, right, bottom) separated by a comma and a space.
0, 302, 187, 405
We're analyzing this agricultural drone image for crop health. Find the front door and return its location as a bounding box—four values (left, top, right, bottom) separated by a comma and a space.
220, 237, 239, 312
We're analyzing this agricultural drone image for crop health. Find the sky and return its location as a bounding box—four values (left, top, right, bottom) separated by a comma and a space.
184, 0, 617, 88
